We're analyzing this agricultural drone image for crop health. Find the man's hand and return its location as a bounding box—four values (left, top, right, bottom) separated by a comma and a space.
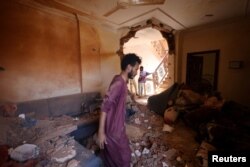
98, 132, 107, 149
98, 111, 107, 149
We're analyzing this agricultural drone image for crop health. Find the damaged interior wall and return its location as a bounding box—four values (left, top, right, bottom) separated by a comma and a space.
178, 18, 250, 107
3, 0, 249, 107
0, 0, 121, 102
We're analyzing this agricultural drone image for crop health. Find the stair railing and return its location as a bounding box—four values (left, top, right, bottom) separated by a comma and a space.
146, 40, 169, 94
152, 53, 169, 92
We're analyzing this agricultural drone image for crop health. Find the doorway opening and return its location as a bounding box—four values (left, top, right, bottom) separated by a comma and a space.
119, 24, 175, 104
186, 50, 219, 94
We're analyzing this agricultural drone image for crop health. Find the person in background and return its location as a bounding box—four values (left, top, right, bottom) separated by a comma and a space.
98, 53, 141, 167
138, 66, 151, 97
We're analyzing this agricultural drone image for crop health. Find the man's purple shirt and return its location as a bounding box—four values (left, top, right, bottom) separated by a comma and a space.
100, 75, 131, 167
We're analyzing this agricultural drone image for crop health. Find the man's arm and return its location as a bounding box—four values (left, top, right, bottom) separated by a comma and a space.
98, 111, 107, 149
146, 72, 151, 76
97, 78, 122, 149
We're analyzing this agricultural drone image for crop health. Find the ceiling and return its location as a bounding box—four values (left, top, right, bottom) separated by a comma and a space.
27, 0, 249, 31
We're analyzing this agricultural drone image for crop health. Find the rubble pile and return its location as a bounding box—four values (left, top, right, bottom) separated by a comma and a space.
146, 83, 250, 166
0, 104, 100, 167
130, 132, 183, 167
40, 136, 76, 165
1, 82, 248, 167
127, 104, 163, 130
125, 104, 190, 167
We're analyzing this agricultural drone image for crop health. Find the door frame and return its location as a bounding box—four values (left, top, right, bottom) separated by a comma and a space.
186, 50, 220, 90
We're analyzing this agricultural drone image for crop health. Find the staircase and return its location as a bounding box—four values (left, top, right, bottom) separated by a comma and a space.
152, 55, 171, 94
151, 40, 171, 94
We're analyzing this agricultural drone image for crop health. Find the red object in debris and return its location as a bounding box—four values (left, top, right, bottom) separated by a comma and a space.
0, 103, 17, 117
0, 145, 10, 166
22, 159, 38, 167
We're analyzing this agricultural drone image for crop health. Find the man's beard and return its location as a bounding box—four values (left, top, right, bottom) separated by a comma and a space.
128, 71, 134, 79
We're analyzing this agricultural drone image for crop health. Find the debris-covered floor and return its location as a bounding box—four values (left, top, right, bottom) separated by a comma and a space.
0, 101, 201, 167
125, 102, 200, 167
0, 110, 101, 167
1, 84, 250, 167
81, 102, 201, 167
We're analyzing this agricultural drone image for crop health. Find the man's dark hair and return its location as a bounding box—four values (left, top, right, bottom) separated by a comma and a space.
121, 53, 141, 71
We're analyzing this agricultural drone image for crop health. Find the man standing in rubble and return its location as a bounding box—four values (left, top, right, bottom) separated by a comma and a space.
98, 53, 141, 167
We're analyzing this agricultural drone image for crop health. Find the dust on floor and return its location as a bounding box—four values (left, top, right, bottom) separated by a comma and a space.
126, 104, 200, 167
